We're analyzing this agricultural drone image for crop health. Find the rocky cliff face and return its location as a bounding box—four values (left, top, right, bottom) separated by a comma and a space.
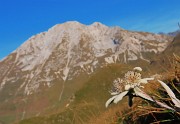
0, 21, 173, 123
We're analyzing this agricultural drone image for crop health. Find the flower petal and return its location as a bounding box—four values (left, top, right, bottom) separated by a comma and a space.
139, 78, 154, 84
158, 80, 180, 108
114, 91, 129, 104
135, 87, 175, 111
105, 95, 118, 108
155, 101, 175, 111
133, 67, 142, 71
134, 87, 154, 102
110, 92, 119, 95
125, 84, 131, 90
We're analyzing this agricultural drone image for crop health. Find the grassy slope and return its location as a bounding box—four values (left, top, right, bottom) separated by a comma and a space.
18, 64, 130, 124
0, 72, 90, 124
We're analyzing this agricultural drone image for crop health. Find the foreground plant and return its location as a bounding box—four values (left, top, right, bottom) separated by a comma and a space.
109, 55, 180, 123
105, 67, 178, 112
105, 67, 154, 107
123, 79, 180, 123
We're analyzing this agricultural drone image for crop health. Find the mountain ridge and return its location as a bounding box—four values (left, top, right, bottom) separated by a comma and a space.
0, 21, 174, 124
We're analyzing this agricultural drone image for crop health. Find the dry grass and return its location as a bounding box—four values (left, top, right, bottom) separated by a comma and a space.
87, 99, 128, 124
89, 54, 180, 124
122, 54, 180, 124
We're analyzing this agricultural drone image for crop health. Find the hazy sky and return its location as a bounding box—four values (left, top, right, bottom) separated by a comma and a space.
0, 0, 180, 60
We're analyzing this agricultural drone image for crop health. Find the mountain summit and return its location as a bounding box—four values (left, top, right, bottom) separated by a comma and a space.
0, 21, 173, 123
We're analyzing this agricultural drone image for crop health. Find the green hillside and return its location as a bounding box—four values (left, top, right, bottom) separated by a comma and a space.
18, 64, 131, 124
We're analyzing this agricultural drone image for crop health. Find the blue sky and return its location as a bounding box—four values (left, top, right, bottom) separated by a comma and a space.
0, 0, 180, 60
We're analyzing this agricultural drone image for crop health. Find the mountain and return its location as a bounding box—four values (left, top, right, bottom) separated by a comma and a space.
0, 21, 173, 124
158, 29, 180, 37
164, 32, 180, 54
148, 32, 180, 72
167, 30, 180, 37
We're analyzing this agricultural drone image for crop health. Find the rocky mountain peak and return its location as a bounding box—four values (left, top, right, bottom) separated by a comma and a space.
0, 21, 173, 91
0, 21, 174, 123
90, 22, 108, 28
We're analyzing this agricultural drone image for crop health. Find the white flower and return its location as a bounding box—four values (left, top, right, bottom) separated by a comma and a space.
110, 78, 124, 94
124, 71, 154, 88
106, 68, 154, 107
